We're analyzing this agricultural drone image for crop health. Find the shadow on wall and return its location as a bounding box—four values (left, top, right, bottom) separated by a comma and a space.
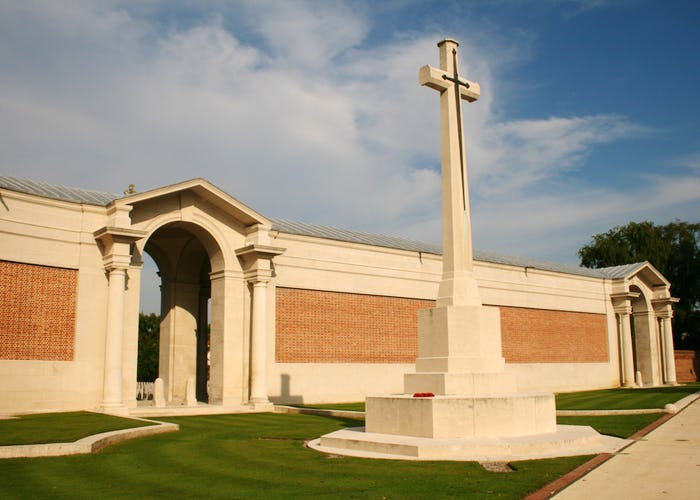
269, 373, 304, 405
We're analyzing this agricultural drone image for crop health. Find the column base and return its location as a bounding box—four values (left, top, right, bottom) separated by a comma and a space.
247, 401, 274, 411
98, 403, 130, 417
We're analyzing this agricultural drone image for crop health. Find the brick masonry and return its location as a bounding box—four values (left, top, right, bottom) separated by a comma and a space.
499, 306, 609, 363
275, 288, 609, 364
674, 350, 699, 382
275, 287, 432, 363
0, 260, 77, 361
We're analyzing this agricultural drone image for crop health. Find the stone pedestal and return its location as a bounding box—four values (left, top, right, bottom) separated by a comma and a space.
404, 305, 515, 395
366, 394, 555, 439
365, 304, 555, 444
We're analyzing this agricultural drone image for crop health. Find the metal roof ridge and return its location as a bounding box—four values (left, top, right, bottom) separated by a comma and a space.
0, 174, 119, 205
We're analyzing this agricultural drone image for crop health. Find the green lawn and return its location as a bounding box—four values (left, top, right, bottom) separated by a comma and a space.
0, 412, 153, 446
1, 383, 696, 499
555, 382, 700, 410
0, 412, 593, 499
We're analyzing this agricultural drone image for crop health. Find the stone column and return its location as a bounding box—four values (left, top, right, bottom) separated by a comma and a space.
102, 265, 127, 410
619, 310, 636, 387
249, 279, 269, 403
93, 225, 146, 414
235, 242, 284, 407
660, 314, 677, 385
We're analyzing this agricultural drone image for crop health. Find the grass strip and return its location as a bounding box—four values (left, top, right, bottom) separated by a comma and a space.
557, 413, 662, 438
555, 382, 700, 410
292, 402, 365, 412
294, 383, 700, 413
0, 412, 153, 446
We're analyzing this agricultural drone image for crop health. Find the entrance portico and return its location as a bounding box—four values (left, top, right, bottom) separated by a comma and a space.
610, 262, 679, 387
93, 179, 284, 414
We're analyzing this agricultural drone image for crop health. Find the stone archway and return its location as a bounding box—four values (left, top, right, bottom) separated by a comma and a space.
610, 263, 677, 388
102, 179, 283, 412
144, 221, 221, 405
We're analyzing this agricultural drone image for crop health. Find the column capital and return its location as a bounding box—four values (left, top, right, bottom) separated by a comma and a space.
248, 276, 271, 286
611, 291, 640, 314
614, 305, 632, 315
236, 244, 284, 283
235, 244, 285, 260
94, 226, 146, 271
652, 297, 680, 318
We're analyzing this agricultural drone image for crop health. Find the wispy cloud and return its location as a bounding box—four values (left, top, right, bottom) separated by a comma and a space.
0, 0, 697, 269
474, 114, 651, 195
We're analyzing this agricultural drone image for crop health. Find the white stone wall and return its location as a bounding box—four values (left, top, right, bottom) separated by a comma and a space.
0, 190, 110, 412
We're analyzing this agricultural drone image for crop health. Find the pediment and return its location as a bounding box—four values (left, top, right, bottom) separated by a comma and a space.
626, 262, 669, 288
113, 178, 269, 227
605, 261, 670, 289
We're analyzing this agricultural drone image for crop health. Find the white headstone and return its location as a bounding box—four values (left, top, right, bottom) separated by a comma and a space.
154, 377, 165, 408
186, 376, 197, 406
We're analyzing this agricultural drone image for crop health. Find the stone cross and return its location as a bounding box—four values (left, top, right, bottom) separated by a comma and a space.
420, 39, 482, 308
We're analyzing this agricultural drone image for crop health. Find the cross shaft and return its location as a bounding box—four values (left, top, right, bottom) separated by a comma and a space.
420, 39, 481, 307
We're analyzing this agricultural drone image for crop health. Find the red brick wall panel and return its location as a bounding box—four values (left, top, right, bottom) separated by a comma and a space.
276, 288, 609, 365
499, 306, 608, 363
276, 287, 433, 363
0, 260, 77, 361
674, 350, 699, 382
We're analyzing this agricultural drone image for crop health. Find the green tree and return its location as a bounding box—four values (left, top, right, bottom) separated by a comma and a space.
579, 221, 700, 349
137, 312, 160, 381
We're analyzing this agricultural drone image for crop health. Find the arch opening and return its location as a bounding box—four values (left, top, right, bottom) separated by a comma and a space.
629, 285, 658, 386
139, 221, 223, 405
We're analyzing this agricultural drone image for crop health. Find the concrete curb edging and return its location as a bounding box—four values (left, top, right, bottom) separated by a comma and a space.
0, 418, 179, 459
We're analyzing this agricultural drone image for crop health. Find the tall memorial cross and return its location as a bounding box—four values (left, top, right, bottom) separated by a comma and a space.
420, 39, 482, 308
313, 40, 564, 455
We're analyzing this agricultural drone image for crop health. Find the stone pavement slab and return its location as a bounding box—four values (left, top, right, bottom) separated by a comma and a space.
553, 397, 700, 499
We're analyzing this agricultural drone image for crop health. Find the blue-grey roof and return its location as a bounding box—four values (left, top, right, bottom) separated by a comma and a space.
1, 174, 646, 280
270, 218, 619, 279
594, 262, 647, 279
0, 175, 118, 205
270, 218, 442, 255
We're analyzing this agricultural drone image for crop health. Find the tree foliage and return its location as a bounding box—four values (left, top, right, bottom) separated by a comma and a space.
137, 312, 160, 381
579, 221, 700, 349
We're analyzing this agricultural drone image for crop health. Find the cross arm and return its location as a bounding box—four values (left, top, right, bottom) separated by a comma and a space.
419, 64, 481, 102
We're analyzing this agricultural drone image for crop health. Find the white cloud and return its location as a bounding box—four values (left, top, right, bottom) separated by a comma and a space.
473, 114, 650, 196
0, 0, 697, 272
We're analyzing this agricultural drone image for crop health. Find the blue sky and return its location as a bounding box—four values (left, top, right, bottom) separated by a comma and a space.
1, 1, 699, 284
